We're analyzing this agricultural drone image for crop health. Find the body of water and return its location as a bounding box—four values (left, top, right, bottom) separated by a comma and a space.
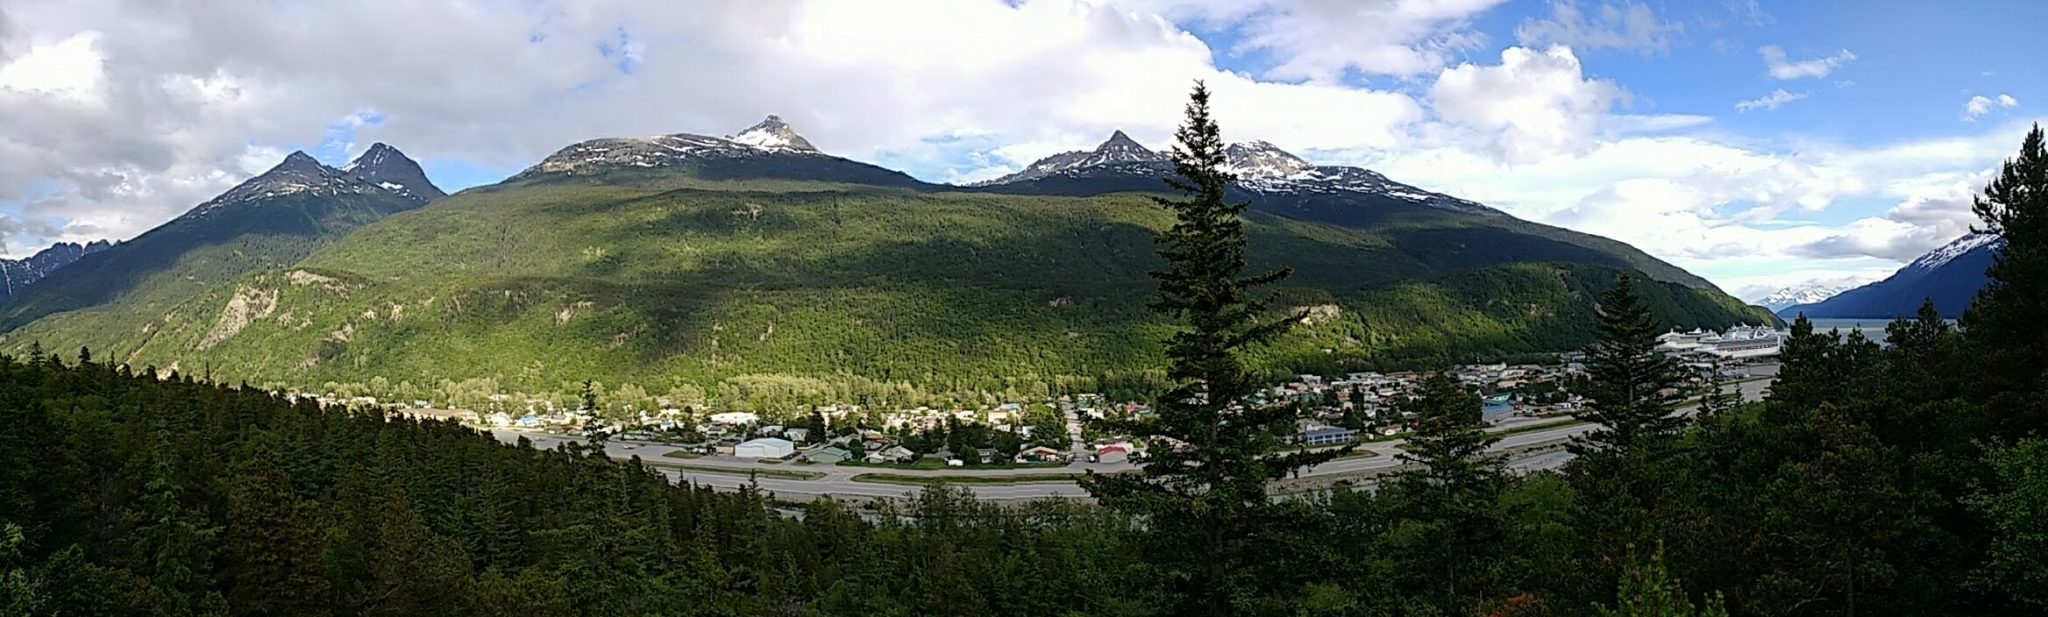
1801, 317, 1960, 346
1805, 318, 1897, 345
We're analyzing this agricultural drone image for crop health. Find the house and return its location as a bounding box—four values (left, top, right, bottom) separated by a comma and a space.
805, 446, 853, 465
864, 445, 916, 464
783, 427, 811, 443
1300, 426, 1356, 446
1015, 446, 1064, 463
736, 437, 796, 459
974, 447, 997, 464
1094, 445, 1130, 464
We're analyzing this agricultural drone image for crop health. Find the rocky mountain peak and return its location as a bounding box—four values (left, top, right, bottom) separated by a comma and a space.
188, 148, 430, 218
967, 130, 1167, 187
272, 150, 327, 174
1223, 140, 1312, 178
729, 114, 818, 152
1, 239, 112, 301
1090, 130, 1164, 162
344, 143, 446, 200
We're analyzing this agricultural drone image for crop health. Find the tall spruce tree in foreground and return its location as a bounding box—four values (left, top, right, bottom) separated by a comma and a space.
1387, 372, 1508, 612
1082, 81, 1349, 616
1965, 123, 2048, 438
1572, 275, 1682, 454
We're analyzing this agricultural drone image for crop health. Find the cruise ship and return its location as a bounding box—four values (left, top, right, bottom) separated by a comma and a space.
1655, 325, 1782, 359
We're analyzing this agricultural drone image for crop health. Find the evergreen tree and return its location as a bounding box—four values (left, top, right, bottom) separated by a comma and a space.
579, 379, 608, 448
1573, 275, 1683, 454
1385, 372, 1507, 612
1965, 123, 2048, 438
1968, 438, 2048, 609
1597, 544, 1729, 617
1081, 81, 1348, 616
222, 456, 328, 616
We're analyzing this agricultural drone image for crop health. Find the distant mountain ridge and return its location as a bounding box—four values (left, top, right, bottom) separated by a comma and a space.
1, 240, 111, 305
508, 115, 927, 189
0, 115, 1771, 399
1754, 279, 1870, 313
0, 144, 441, 333
967, 131, 1497, 215
1783, 233, 2004, 319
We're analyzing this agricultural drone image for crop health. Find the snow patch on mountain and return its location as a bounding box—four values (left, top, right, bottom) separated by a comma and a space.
1906, 232, 2003, 273
968, 131, 1167, 187
1, 240, 111, 301
519, 115, 833, 179
728, 115, 818, 152
344, 143, 446, 200
974, 131, 1495, 213
186, 149, 434, 219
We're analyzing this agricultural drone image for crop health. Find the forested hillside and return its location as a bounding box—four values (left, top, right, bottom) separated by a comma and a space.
1, 175, 1767, 408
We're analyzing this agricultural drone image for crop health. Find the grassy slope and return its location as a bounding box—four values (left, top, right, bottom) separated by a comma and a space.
2, 175, 1771, 397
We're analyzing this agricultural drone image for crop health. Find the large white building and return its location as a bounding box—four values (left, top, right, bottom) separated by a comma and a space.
735, 437, 795, 459
709, 411, 761, 425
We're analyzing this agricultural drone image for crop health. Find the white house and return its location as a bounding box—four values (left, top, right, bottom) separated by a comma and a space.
709, 412, 761, 425
735, 437, 795, 459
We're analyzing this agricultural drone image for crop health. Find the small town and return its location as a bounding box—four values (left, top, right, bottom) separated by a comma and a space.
341, 331, 1779, 472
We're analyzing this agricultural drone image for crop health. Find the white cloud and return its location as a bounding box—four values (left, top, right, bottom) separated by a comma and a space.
1131, 0, 1508, 80
1758, 45, 1856, 80
1963, 93, 2019, 121
0, 30, 102, 101
1734, 89, 1806, 112
1428, 46, 1623, 164
1515, 1, 1683, 54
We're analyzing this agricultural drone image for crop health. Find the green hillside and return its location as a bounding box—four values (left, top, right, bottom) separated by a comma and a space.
0, 168, 1771, 406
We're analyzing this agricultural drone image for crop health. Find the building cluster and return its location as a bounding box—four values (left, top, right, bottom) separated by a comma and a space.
469, 357, 1681, 466
1262, 361, 1595, 447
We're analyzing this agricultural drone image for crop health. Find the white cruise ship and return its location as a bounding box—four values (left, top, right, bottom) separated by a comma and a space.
1655, 324, 1782, 359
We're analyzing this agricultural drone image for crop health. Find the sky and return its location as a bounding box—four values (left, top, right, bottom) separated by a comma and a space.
1, 0, 2042, 301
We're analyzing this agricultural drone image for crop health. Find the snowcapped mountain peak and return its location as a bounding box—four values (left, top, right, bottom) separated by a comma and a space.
1223, 140, 1312, 178
1754, 279, 1872, 312
1907, 232, 2004, 273
517, 116, 843, 180
728, 114, 818, 152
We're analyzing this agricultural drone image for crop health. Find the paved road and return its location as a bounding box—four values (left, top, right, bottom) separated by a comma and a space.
491, 374, 1772, 502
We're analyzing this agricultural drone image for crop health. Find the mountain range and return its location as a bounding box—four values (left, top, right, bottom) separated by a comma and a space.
0, 116, 1772, 400
1782, 232, 2003, 319
1753, 279, 1872, 313
0, 240, 111, 305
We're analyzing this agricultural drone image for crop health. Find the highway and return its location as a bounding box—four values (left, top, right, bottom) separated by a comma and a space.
489, 374, 1772, 502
